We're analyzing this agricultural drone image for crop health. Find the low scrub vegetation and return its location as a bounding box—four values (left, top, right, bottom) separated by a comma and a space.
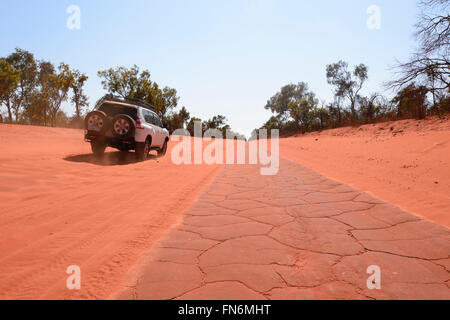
257, 0, 449, 136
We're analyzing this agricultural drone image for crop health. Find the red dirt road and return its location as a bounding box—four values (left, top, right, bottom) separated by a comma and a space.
0, 124, 221, 299
116, 160, 450, 300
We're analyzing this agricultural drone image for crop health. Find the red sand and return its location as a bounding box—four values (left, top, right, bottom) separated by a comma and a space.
0, 124, 221, 299
279, 117, 450, 228
1, 117, 449, 300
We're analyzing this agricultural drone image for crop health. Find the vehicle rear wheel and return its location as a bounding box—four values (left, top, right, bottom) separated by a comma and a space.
135, 138, 151, 161
91, 141, 107, 157
157, 139, 168, 157
85, 111, 108, 135
112, 114, 136, 139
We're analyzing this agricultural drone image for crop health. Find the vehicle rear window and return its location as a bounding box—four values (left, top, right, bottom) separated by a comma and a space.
98, 103, 137, 120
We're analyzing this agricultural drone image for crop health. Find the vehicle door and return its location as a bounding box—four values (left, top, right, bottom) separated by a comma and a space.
142, 109, 156, 145
151, 113, 164, 147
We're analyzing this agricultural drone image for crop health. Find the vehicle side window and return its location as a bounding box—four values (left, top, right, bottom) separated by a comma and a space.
153, 113, 163, 128
151, 114, 159, 127
149, 113, 155, 126
143, 109, 152, 124
141, 108, 162, 127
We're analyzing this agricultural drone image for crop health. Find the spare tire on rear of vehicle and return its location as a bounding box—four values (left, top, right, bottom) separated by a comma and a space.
85, 111, 108, 135
111, 114, 136, 139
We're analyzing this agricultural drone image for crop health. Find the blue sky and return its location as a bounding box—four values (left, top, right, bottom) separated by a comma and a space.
0, 0, 420, 136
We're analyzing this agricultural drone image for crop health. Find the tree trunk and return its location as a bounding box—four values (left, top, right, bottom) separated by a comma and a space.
432, 90, 439, 116
337, 106, 342, 126
75, 100, 80, 119
350, 98, 357, 122
6, 99, 12, 121
50, 111, 56, 127
300, 123, 305, 135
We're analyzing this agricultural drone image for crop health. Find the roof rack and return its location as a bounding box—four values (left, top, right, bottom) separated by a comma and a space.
96, 94, 156, 112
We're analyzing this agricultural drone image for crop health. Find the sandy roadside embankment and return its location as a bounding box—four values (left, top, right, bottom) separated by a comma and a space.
0, 124, 221, 299
279, 117, 450, 228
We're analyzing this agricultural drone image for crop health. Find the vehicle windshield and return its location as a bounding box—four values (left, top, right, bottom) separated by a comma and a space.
98, 102, 138, 120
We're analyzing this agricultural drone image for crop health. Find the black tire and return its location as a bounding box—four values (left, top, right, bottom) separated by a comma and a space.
112, 114, 135, 139
91, 141, 107, 157
85, 111, 108, 135
135, 138, 151, 161
157, 139, 168, 156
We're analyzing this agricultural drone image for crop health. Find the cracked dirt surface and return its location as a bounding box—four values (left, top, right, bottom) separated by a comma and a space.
114, 159, 450, 300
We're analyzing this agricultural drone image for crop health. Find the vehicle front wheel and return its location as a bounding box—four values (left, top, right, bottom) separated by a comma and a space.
91, 141, 107, 157
135, 139, 150, 161
157, 139, 168, 157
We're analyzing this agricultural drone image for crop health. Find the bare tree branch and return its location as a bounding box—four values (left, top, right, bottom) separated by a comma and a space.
387, 0, 449, 93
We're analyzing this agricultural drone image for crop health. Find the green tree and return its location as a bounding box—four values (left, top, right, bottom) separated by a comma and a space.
265, 83, 308, 121
47, 63, 73, 127
6, 48, 38, 122
156, 86, 179, 126
264, 82, 318, 133
186, 117, 203, 136
437, 95, 450, 114
261, 115, 284, 131
167, 106, 190, 133
357, 93, 391, 123
54, 110, 70, 127
98, 65, 179, 124
392, 83, 429, 119
177, 106, 190, 126
204, 115, 227, 130
204, 115, 231, 137
24, 89, 48, 125
326, 61, 368, 120
33, 60, 55, 125
0, 58, 21, 121
70, 69, 89, 127
313, 107, 330, 130
288, 90, 318, 133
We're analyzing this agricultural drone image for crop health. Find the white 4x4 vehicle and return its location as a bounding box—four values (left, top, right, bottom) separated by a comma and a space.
84, 97, 169, 160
